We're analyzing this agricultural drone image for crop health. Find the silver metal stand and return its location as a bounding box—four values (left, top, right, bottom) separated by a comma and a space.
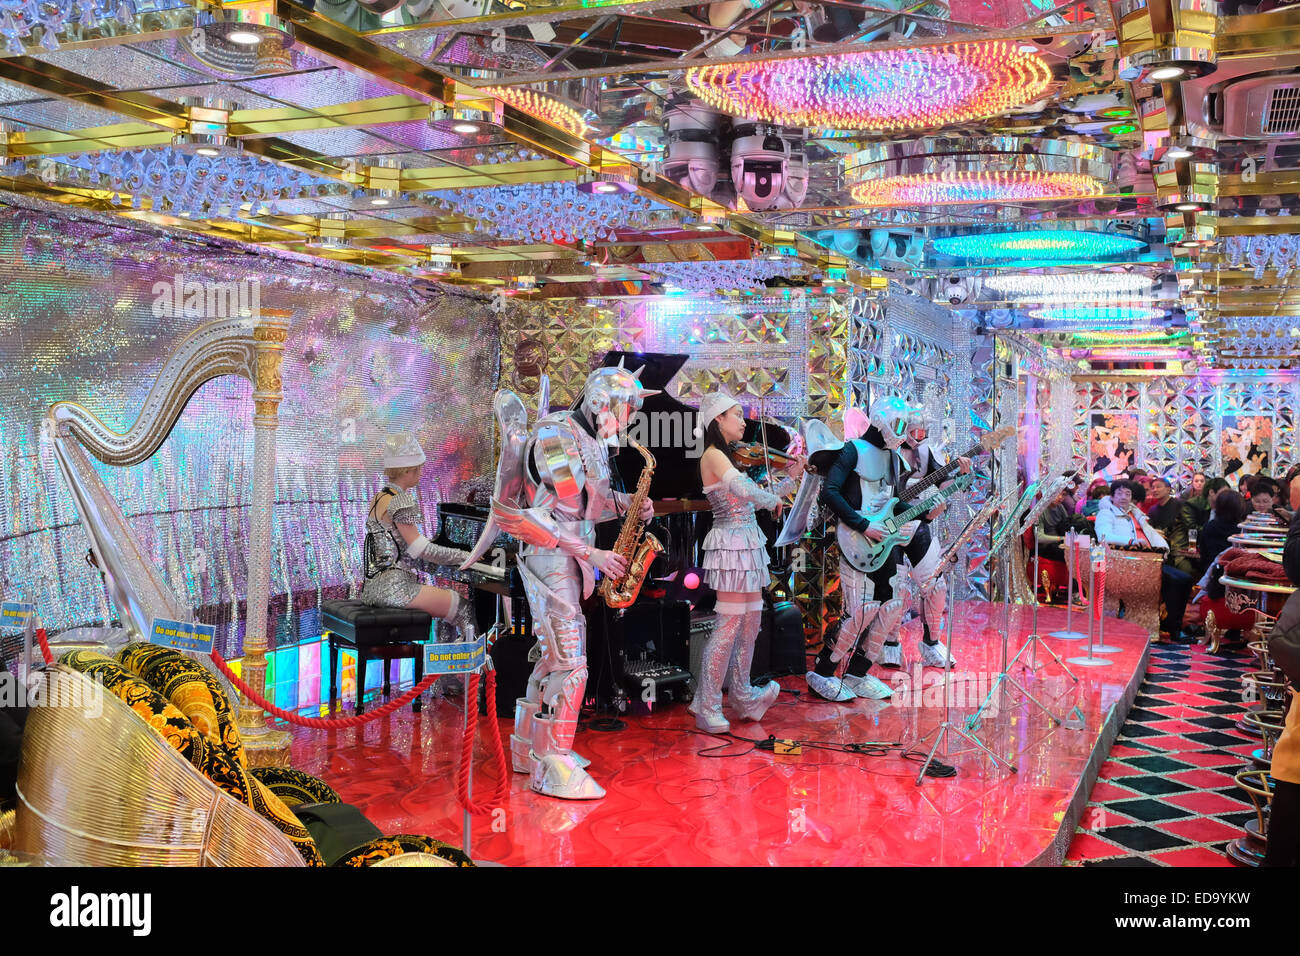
910, 570, 1018, 783
965, 538, 1065, 730
1017, 533, 1079, 683
1048, 531, 1087, 640
1068, 552, 1112, 667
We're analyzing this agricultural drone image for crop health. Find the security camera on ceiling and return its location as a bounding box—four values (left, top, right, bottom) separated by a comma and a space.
730, 127, 790, 210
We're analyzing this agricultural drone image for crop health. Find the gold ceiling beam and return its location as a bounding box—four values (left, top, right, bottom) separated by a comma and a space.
230, 95, 430, 136
1217, 7, 1300, 55
1203, 215, 1300, 236
0, 56, 187, 130
4, 123, 174, 155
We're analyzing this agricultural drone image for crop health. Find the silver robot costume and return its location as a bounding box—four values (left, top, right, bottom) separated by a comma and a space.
462, 362, 656, 800
689, 392, 787, 735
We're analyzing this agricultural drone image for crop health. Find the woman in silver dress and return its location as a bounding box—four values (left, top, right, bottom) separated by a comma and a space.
690, 393, 804, 734
360, 433, 477, 642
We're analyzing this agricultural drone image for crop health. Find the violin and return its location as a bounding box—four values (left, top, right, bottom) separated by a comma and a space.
730, 442, 800, 470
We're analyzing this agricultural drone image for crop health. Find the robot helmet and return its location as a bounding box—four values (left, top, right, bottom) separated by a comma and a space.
870, 395, 924, 450
581, 359, 659, 433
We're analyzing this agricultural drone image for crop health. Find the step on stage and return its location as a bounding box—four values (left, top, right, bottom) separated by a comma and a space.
289, 600, 1149, 866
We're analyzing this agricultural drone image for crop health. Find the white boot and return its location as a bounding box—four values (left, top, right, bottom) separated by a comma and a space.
842, 672, 894, 700
806, 671, 856, 701
689, 612, 739, 734
919, 639, 956, 668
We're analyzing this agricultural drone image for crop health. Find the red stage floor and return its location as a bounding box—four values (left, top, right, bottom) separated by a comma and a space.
288, 600, 1149, 866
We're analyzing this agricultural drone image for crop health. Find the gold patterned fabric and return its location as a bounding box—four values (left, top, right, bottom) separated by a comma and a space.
249, 767, 341, 807
59, 650, 325, 867
118, 642, 246, 765
334, 834, 474, 868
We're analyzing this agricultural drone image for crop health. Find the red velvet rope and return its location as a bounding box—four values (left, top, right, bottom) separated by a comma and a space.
1093, 568, 1106, 623
210, 649, 438, 729
455, 670, 511, 815
36, 627, 53, 666
209, 650, 511, 815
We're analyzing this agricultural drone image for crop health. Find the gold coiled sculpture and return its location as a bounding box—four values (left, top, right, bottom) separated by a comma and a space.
13, 667, 305, 867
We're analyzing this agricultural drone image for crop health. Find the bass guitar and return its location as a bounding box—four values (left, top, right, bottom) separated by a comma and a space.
835, 425, 1014, 574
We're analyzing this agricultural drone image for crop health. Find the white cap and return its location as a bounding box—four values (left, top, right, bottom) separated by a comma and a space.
803, 419, 844, 457
694, 392, 741, 438
382, 433, 426, 469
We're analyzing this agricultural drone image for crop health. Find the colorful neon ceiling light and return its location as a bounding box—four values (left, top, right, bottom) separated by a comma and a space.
850, 171, 1101, 206
987, 272, 1154, 299
683, 41, 1052, 132
483, 87, 588, 138
933, 230, 1145, 260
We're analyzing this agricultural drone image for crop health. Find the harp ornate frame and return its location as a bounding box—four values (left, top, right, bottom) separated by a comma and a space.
47, 311, 293, 765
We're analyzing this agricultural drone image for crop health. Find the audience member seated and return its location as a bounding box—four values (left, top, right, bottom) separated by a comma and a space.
1079, 478, 1109, 517
1199, 490, 1248, 574
1181, 471, 1212, 527
1250, 477, 1280, 517
1096, 479, 1194, 643
1035, 487, 1085, 562
1147, 476, 1196, 574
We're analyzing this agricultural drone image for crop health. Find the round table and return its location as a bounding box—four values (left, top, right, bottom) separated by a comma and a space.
1222, 575, 1296, 618
1229, 533, 1285, 552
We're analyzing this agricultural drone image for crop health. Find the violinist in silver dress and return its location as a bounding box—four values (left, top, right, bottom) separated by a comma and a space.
691, 392, 804, 734
361, 433, 478, 643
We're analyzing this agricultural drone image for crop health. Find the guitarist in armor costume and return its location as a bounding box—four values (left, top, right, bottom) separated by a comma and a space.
461, 362, 658, 801
802, 397, 972, 702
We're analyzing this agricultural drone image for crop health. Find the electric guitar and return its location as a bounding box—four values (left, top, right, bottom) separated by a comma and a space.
838, 473, 975, 573
835, 425, 1014, 574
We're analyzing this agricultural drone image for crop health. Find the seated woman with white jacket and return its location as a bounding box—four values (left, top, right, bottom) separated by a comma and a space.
1094, 479, 1193, 643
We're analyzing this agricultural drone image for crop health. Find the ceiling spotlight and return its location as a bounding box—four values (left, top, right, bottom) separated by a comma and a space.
1149, 66, 1186, 81
187, 10, 295, 75
576, 171, 636, 195
1175, 202, 1201, 211
195, 146, 220, 158
452, 122, 480, 134
685, 222, 719, 232
432, 107, 494, 136
370, 197, 390, 206
593, 182, 619, 193
1165, 146, 1193, 160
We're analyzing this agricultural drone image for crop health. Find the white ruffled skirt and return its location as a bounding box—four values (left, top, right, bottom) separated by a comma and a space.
702, 523, 769, 593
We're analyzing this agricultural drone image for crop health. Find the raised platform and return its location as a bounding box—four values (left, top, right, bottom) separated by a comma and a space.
288, 600, 1149, 866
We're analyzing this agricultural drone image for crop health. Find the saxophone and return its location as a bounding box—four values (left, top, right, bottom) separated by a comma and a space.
599, 436, 665, 609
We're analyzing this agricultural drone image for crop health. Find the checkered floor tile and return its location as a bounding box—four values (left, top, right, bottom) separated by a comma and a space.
1066, 642, 1264, 867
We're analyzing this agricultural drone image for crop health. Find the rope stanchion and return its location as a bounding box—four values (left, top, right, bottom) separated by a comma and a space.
36, 627, 53, 666
456, 670, 511, 815
210, 649, 437, 729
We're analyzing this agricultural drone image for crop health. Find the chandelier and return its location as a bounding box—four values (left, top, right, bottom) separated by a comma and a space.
0, 0, 187, 53
933, 230, 1146, 261
849, 171, 1101, 207
29, 148, 337, 217
986, 272, 1155, 301
684, 41, 1051, 132
430, 182, 660, 244
1225, 234, 1298, 280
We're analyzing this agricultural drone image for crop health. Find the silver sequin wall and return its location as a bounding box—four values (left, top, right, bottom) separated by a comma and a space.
0, 198, 499, 655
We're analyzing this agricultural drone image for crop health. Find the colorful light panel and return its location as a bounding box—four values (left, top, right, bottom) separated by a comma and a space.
933, 231, 1146, 260
684, 41, 1052, 132
1030, 305, 1166, 322
849, 171, 1100, 207
483, 87, 588, 138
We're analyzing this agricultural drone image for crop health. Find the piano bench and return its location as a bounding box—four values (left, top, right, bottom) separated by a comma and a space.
321, 600, 434, 715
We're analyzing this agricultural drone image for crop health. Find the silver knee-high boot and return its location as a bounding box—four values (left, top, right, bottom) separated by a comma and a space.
727, 608, 780, 721
690, 611, 743, 734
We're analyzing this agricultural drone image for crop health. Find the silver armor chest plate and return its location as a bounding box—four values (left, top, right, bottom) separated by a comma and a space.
851, 438, 896, 508
525, 411, 615, 522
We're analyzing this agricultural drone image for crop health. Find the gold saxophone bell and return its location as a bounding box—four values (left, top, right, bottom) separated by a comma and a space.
599, 436, 664, 609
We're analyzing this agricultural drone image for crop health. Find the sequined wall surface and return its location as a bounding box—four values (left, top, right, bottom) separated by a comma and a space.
0, 199, 499, 654
1072, 376, 1300, 487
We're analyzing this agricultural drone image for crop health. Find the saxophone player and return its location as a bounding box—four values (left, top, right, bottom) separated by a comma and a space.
464, 362, 657, 800
691, 392, 805, 734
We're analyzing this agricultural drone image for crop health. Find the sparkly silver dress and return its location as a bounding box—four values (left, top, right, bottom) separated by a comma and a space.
360, 483, 466, 607
702, 466, 787, 593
